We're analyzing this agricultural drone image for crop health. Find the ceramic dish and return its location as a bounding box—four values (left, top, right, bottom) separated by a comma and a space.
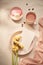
10, 7, 23, 21
38, 18, 43, 28
26, 12, 36, 25
10, 28, 35, 56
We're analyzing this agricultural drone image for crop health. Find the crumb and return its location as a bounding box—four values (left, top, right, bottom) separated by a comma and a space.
28, 9, 30, 11
32, 8, 34, 10
21, 24, 23, 27
24, 22, 26, 24
26, 3, 28, 6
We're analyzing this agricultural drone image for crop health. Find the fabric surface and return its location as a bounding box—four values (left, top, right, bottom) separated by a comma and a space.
18, 28, 43, 65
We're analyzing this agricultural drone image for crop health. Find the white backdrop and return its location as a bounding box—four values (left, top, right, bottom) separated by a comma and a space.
0, 0, 43, 65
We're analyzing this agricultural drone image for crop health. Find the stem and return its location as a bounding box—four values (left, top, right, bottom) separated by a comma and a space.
12, 52, 18, 65
12, 52, 15, 65
15, 52, 18, 65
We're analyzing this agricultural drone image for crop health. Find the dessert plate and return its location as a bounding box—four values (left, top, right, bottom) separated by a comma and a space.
10, 7, 23, 21
10, 27, 35, 55
39, 18, 43, 28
